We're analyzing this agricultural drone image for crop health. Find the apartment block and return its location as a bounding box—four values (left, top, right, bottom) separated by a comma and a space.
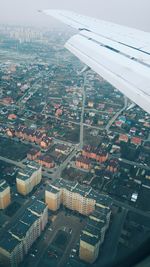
45, 186, 61, 211
45, 178, 112, 264
28, 199, 48, 231
0, 232, 23, 267
16, 162, 42, 195
0, 180, 11, 209
0, 200, 48, 267
45, 179, 96, 215
79, 204, 111, 263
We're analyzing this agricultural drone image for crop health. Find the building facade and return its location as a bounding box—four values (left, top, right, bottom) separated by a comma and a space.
16, 162, 42, 196
0, 180, 11, 209
45, 178, 112, 264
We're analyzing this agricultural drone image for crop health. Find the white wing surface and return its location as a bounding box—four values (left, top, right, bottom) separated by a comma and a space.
43, 10, 150, 114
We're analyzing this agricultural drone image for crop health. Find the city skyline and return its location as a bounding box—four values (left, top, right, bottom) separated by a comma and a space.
0, 3, 150, 267
0, 0, 150, 31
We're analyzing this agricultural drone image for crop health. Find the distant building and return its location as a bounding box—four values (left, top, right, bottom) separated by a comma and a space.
131, 137, 142, 146
6, 128, 15, 138
119, 134, 129, 143
88, 101, 94, 108
55, 144, 70, 155
130, 127, 136, 135
40, 136, 52, 149
16, 162, 42, 196
115, 121, 123, 127
107, 159, 119, 173
55, 108, 63, 117
8, 114, 17, 120
0, 180, 11, 209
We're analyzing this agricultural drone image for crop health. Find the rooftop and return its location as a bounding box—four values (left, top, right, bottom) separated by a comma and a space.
28, 199, 47, 215
80, 233, 99, 246
17, 162, 41, 181
0, 179, 9, 192
20, 210, 38, 226
0, 232, 20, 253
9, 220, 30, 240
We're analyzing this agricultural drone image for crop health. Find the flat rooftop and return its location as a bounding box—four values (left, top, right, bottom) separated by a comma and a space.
0, 179, 9, 192
0, 232, 20, 253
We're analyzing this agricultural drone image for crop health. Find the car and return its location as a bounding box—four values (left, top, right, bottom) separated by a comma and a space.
69, 228, 72, 234
30, 253, 35, 257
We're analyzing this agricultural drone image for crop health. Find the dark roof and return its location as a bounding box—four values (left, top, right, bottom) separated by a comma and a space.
0, 179, 9, 192
9, 221, 30, 239
39, 155, 53, 163
46, 185, 60, 194
17, 162, 40, 181
28, 199, 47, 215
20, 210, 38, 225
0, 232, 20, 253
83, 224, 101, 238
76, 156, 91, 165
80, 233, 99, 246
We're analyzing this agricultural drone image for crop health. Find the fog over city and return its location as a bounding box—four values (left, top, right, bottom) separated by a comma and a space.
0, 0, 150, 31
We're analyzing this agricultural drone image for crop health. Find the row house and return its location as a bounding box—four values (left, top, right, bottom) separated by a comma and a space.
37, 155, 55, 169
27, 148, 41, 161
40, 136, 52, 149
107, 159, 119, 173
75, 156, 91, 170
0, 180, 11, 209
131, 137, 142, 146
82, 145, 108, 163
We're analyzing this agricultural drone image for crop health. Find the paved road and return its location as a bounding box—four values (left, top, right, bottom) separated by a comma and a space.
52, 147, 79, 178
79, 72, 87, 149
0, 155, 25, 168
112, 198, 150, 219
105, 96, 127, 132
116, 157, 150, 171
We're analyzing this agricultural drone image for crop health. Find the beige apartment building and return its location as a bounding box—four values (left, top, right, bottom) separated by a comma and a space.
0, 200, 48, 267
45, 179, 96, 215
45, 178, 112, 264
0, 180, 11, 209
16, 162, 42, 195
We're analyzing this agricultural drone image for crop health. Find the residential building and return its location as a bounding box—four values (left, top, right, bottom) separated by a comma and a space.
16, 162, 42, 196
0, 200, 48, 267
45, 178, 112, 263
0, 180, 11, 209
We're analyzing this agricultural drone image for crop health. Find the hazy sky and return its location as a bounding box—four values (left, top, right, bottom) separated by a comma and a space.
0, 0, 150, 31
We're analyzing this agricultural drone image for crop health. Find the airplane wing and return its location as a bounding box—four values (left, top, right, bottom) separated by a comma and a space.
43, 10, 150, 114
